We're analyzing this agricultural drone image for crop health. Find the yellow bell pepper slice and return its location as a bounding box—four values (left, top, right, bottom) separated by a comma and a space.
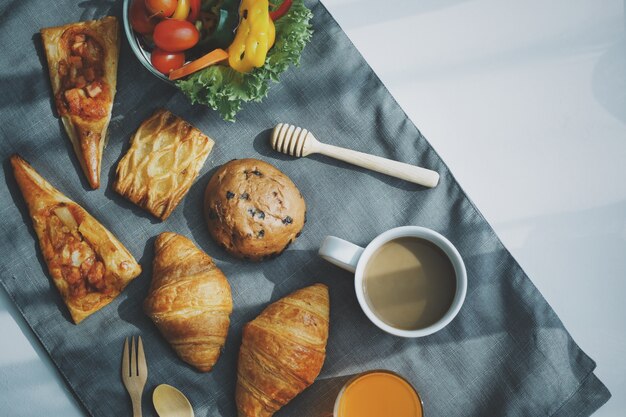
172, 0, 190, 20
228, 0, 275, 73
268, 16, 275, 48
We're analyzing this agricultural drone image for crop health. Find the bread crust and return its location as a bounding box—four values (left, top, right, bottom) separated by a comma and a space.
41, 16, 120, 189
236, 284, 329, 417
204, 159, 306, 261
10, 154, 141, 324
114, 109, 214, 220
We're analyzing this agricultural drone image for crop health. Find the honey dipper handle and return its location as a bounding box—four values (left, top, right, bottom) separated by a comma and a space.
315, 143, 440, 188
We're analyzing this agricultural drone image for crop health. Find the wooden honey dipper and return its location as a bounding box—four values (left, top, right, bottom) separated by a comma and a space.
271, 123, 440, 188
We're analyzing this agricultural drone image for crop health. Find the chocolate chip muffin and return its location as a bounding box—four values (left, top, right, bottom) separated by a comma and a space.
204, 159, 306, 261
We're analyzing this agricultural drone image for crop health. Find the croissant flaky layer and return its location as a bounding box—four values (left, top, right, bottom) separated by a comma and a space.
144, 232, 233, 371
236, 283, 330, 417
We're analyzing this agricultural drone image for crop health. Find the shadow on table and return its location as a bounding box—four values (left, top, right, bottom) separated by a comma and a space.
181, 164, 229, 258
1, 31, 53, 114
77, 0, 117, 21
277, 373, 356, 417
592, 37, 626, 126
116, 235, 158, 330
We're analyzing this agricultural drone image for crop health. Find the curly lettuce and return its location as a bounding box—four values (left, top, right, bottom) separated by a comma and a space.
177, 0, 313, 121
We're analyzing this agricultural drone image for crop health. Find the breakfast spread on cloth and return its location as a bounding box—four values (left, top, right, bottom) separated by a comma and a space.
0, 1, 611, 416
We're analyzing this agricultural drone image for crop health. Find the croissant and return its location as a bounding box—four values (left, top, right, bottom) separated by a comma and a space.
144, 232, 232, 372
236, 283, 330, 417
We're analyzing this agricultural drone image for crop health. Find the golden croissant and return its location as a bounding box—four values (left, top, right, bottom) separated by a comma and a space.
144, 232, 233, 371
236, 283, 330, 417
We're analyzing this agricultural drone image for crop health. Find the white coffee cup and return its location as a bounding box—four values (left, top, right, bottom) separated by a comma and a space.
319, 226, 467, 338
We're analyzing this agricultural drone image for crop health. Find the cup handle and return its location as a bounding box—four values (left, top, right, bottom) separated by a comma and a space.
318, 236, 365, 273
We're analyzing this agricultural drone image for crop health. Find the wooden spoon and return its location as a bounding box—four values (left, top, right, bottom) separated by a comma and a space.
153, 384, 194, 417
271, 123, 440, 188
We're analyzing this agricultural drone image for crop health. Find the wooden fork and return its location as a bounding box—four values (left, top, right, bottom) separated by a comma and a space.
122, 336, 148, 417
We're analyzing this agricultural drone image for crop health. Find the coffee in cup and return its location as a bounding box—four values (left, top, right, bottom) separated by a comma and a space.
319, 226, 466, 338
363, 236, 456, 330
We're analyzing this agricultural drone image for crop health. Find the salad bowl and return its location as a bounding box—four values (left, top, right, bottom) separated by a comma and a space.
122, 0, 174, 84
120, 0, 313, 121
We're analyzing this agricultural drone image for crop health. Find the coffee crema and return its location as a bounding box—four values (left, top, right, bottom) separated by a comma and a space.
363, 237, 456, 330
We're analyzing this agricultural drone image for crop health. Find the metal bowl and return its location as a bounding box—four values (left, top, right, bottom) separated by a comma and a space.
121, 0, 174, 85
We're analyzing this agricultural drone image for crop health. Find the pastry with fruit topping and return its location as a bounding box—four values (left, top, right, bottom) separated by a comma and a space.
10, 155, 141, 324
41, 16, 120, 189
114, 109, 214, 221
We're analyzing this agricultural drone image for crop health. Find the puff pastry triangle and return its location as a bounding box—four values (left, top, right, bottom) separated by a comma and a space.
11, 155, 141, 324
41, 16, 120, 189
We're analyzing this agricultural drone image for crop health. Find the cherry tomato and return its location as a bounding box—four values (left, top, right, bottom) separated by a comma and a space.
153, 19, 199, 52
145, 0, 177, 18
129, 0, 155, 34
151, 48, 185, 74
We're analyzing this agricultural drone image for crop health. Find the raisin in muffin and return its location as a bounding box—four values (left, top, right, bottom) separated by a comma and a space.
204, 159, 306, 261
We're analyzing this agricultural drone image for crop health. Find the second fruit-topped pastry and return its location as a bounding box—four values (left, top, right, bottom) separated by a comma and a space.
204, 159, 306, 261
41, 16, 120, 189
144, 232, 232, 372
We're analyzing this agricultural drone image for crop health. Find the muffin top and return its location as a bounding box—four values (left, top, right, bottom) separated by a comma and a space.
204, 159, 306, 261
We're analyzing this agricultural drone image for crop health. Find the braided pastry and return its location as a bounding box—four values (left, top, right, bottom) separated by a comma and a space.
115, 109, 214, 220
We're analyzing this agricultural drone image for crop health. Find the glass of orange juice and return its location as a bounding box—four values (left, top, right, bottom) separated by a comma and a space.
334, 370, 424, 417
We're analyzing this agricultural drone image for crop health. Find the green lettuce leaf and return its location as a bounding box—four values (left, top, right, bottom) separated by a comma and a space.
177, 0, 313, 121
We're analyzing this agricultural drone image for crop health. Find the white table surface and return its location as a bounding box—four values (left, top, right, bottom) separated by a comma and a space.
1, 0, 624, 416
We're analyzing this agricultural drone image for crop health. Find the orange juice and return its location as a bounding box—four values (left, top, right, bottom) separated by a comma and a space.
335, 371, 423, 417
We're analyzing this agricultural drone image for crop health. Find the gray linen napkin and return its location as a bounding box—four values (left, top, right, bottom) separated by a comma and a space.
0, 0, 611, 416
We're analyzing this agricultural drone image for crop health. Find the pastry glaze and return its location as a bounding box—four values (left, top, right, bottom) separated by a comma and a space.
144, 232, 232, 372
11, 155, 141, 324
41, 16, 120, 189
115, 109, 214, 220
236, 283, 329, 417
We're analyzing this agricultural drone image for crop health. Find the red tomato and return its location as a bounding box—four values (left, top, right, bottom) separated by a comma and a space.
129, 0, 155, 34
187, 0, 200, 22
153, 19, 199, 52
145, 0, 177, 18
151, 48, 185, 74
